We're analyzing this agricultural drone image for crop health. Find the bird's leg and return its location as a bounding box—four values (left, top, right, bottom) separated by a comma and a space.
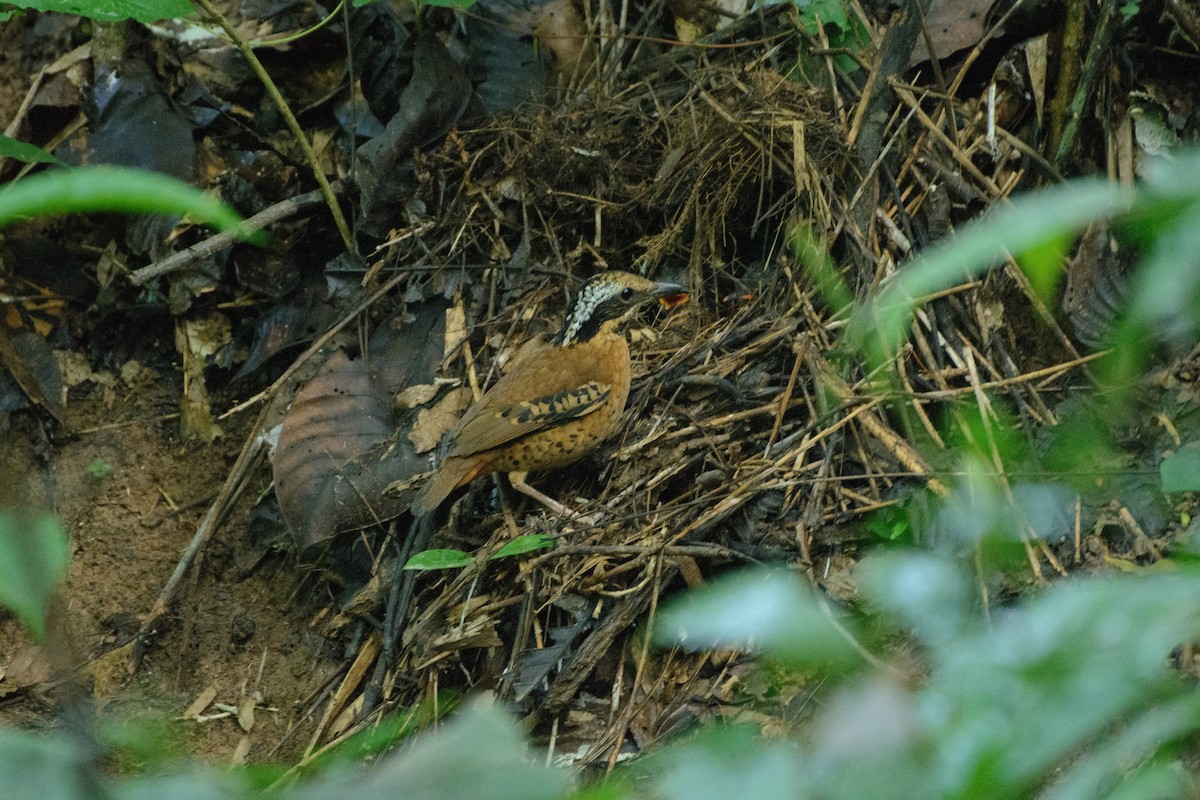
507, 471, 598, 527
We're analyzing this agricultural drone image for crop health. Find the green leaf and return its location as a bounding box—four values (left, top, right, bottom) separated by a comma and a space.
654, 568, 861, 667
924, 572, 1200, 795
858, 552, 972, 648
0, 166, 261, 243
0, 135, 67, 167
642, 725, 808, 800
1015, 231, 1071, 305
790, 216, 852, 317
0, 727, 98, 800
1126, 198, 1200, 346
6, 0, 194, 22
865, 507, 911, 542
405, 536, 553, 571
404, 548, 473, 570
1160, 442, 1200, 492
0, 510, 70, 640
491, 533, 553, 559
295, 703, 569, 800
88, 458, 112, 479
1039, 693, 1200, 800
421, 0, 478, 8
848, 180, 1133, 363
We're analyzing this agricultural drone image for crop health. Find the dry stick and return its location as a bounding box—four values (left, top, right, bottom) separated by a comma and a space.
126, 440, 266, 672
4, 65, 47, 141
13, 112, 86, 185
361, 513, 433, 716
813, 10, 848, 131
816, 358, 951, 497
602, 552, 665, 774
848, 0, 930, 247
696, 88, 792, 174
304, 629, 382, 756
885, 80, 1059, 183
523, 543, 743, 573
500, 571, 540, 704
659, 396, 893, 549
891, 82, 1004, 197
912, 0, 958, 147
129, 187, 329, 285
764, 339, 806, 457
993, 340, 1056, 426
189, 0, 353, 251
531, 571, 672, 722
271, 685, 426, 790
908, 351, 1106, 399
898, 359, 944, 445
1002, 254, 1089, 364
127, 268, 414, 672
996, 124, 1065, 183
1165, 0, 1200, 45
3, 42, 90, 141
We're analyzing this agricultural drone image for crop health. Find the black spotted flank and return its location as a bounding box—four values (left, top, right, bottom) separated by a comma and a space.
496, 383, 610, 427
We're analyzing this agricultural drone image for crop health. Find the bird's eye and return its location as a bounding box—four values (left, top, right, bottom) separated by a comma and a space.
620, 287, 635, 301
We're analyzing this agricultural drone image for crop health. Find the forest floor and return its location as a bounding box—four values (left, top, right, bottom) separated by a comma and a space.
2, 0, 1198, 769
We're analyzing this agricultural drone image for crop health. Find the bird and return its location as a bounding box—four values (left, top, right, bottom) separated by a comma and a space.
411, 270, 688, 520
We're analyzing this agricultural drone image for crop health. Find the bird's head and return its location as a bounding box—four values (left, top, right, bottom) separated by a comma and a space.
554, 271, 688, 346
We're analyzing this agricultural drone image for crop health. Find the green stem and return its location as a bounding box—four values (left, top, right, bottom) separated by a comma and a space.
190, 0, 354, 251
1054, 1, 1120, 171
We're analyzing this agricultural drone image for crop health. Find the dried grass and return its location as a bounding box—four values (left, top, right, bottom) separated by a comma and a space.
294, 3, 1099, 760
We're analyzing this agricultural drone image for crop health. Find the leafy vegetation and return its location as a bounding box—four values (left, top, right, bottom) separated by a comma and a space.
0, 510, 69, 640
0, 134, 66, 167
0, 165, 257, 241
3, 0, 194, 22
404, 534, 556, 570
5, 140, 1200, 794
4, 0, 1200, 797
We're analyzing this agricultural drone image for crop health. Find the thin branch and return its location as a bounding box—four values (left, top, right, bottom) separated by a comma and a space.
190, 0, 354, 250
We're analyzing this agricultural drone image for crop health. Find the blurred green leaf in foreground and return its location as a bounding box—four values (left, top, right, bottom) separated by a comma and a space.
0, 166, 262, 244
4, 0, 194, 22
0, 509, 70, 640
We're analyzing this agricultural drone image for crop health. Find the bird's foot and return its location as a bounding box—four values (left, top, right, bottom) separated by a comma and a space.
509, 473, 599, 528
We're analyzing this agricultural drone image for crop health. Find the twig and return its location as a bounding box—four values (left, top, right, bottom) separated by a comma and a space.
189, 0, 353, 250
129, 187, 330, 285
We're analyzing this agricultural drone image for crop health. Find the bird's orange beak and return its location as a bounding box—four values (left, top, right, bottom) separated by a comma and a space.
653, 279, 689, 310
658, 292, 689, 310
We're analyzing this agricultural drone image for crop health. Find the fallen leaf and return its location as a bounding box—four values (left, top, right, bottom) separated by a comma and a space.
237, 693, 257, 732
409, 386, 470, 453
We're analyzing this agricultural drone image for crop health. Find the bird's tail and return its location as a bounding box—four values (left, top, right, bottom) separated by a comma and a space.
411, 455, 483, 516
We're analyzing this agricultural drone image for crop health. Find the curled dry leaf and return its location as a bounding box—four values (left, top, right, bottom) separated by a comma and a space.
0, 328, 65, 425
395, 382, 440, 409
237, 693, 257, 732
0, 645, 52, 697
409, 386, 471, 454
175, 313, 230, 443
273, 299, 447, 550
